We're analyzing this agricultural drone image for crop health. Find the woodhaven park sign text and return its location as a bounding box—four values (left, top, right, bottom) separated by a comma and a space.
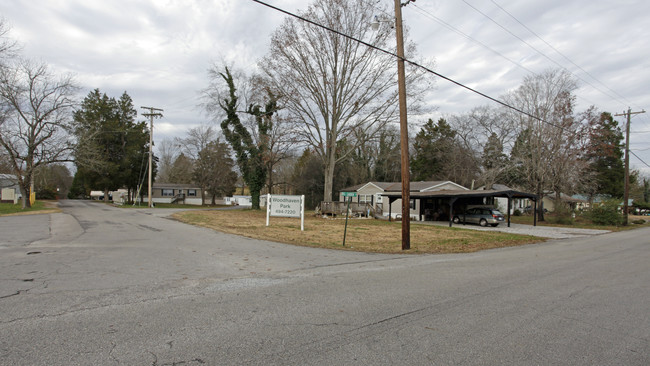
266, 194, 305, 231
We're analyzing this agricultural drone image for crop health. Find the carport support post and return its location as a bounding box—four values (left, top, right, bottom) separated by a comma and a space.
507, 194, 512, 228
533, 200, 538, 226
449, 197, 457, 227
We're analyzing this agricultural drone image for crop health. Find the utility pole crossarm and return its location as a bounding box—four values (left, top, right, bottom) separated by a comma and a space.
141, 106, 164, 208
615, 108, 646, 225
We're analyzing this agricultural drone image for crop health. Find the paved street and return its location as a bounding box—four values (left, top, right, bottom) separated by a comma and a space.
0, 200, 648, 365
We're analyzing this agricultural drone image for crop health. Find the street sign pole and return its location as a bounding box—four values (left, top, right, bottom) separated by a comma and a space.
343, 196, 351, 247
341, 192, 357, 247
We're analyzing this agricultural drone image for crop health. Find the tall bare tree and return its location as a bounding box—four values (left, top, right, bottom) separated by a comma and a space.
504, 69, 584, 220
260, 0, 431, 202
155, 138, 181, 183
0, 60, 77, 208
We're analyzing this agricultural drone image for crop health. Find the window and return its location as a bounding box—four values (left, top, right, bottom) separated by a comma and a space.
359, 194, 373, 204
187, 189, 197, 197
162, 189, 174, 197
410, 199, 416, 210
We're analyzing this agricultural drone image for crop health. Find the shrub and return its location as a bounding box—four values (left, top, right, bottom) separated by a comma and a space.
513, 209, 522, 216
588, 199, 624, 226
632, 219, 646, 225
552, 214, 574, 225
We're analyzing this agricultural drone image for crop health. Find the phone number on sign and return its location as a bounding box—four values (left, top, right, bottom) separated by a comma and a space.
274, 209, 297, 216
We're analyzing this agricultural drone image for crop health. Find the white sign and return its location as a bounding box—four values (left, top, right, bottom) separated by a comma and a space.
266, 194, 305, 231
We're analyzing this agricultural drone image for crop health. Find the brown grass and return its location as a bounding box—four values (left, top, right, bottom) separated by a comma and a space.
173, 209, 543, 254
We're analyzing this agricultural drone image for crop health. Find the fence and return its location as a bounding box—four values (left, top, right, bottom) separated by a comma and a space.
319, 201, 375, 217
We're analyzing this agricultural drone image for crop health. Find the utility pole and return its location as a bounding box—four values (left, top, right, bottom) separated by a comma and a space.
616, 108, 645, 225
141, 106, 163, 208
395, 0, 413, 250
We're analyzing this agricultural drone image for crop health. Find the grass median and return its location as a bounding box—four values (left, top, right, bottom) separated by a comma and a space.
0, 200, 60, 216
173, 209, 543, 254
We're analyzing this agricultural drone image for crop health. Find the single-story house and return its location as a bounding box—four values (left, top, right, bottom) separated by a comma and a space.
149, 183, 204, 205
478, 184, 533, 214
339, 181, 469, 220
542, 193, 588, 212
0, 174, 21, 204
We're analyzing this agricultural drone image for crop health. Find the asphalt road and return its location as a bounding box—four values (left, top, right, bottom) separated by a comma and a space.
0, 200, 648, 365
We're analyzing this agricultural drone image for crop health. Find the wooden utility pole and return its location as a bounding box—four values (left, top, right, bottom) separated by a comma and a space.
141, 106, 163, 208
394, 0, 411, 250
616, 108, 645, 225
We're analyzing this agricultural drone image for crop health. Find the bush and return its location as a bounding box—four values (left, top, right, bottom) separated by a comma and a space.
588, 199, 624, 226
632, 219, 646, 225
513, 209, 522, 216
36, 187, 58, 200
552, 214, 574, 225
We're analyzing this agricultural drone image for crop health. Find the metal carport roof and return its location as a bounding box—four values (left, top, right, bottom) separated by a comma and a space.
381, 189, 539, 227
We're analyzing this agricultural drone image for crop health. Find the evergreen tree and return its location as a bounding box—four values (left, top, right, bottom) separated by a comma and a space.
410, 118, 456, 181
585, 112, 625, 197
72, 89, 153, 201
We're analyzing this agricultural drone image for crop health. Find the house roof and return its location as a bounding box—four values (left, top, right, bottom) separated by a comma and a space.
382, 188, 538, 201
341, 181, 468, 193
340, 181, 396, 192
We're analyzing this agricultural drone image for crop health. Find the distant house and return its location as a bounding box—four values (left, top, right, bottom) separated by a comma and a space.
0, 174, 21, 204
224, 195, 267, 207
478, 184, 532, 214
149, 183, 203, 205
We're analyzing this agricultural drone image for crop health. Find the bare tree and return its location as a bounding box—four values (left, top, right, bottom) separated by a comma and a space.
504, 69, 584, 220
0, 60, 77, 208
155, 138, 181, 183
176, 124, 218, 162
260, 0, 431, 202
0, 18, 19, 66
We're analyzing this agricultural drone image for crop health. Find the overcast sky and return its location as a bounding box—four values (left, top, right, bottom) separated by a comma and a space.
1, 0, 649, 173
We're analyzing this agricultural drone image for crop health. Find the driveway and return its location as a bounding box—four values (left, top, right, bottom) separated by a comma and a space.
0, 200, 648, 365
421, 220, 610, 239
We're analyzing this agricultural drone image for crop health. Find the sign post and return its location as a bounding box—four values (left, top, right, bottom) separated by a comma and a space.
266, 194, 305, 231
341, 192, 357, 247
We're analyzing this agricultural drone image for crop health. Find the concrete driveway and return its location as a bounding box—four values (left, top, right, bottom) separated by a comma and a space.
421, 220, 610, 239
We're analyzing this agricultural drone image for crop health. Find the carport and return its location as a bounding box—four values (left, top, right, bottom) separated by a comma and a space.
383, 189, 539, 227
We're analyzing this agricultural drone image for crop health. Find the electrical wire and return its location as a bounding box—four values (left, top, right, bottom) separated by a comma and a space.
489, 0, 635, 109
250, 0, 570, 133
630, 150, 650, 168
460, 0, 628, 109
410, 3, 601, 111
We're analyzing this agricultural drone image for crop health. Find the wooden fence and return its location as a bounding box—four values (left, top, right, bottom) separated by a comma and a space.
319, 201, 374, 217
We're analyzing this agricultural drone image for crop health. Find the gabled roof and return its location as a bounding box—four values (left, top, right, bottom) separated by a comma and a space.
341, 181, 469, 193
340, 181, 396, 192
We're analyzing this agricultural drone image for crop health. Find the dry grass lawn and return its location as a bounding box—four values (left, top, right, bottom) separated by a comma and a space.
173, 209, 543, 254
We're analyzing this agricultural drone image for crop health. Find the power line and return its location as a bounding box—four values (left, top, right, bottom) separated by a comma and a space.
630, 150, 650, 168
472, 0, 630, 107
489, 0, 634, 109
410, 3, 601, 110
250, 0, 570, 133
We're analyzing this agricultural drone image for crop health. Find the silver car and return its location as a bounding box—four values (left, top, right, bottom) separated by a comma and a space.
453, 208, 505, 227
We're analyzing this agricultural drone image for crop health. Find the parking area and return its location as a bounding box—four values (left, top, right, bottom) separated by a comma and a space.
420, 221, 610, 239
